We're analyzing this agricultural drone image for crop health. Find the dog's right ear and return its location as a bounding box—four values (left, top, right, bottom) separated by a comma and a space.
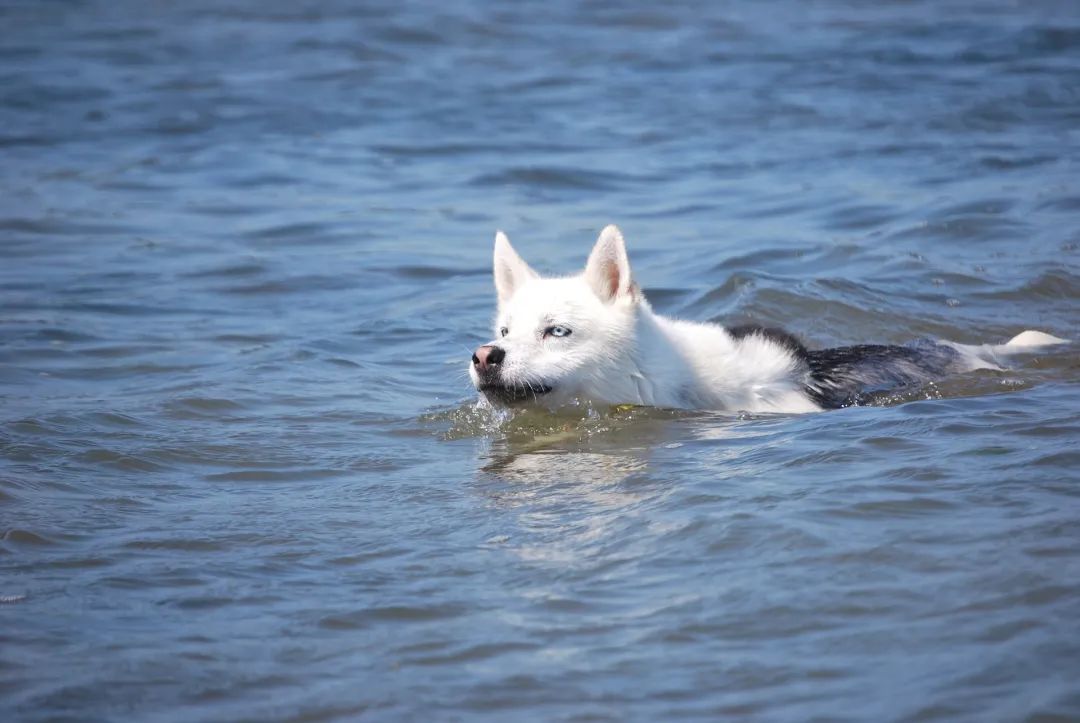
493, 231, 537, 305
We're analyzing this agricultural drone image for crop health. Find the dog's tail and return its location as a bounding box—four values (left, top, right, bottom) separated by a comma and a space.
999, 330, 1069, 350
946, 329, 1069, 371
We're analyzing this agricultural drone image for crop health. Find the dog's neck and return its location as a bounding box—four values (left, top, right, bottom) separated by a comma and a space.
616, 301, 701, 408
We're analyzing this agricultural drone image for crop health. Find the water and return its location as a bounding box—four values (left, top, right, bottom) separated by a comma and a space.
2, 0, 1079, 719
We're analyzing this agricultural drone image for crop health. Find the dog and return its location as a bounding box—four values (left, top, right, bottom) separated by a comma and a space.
468, 225, 1067, 413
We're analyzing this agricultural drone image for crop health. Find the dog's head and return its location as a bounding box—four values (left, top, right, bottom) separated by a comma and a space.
469, 225, 642, 408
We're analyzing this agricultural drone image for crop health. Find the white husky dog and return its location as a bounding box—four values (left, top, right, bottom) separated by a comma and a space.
469, 225, 1066, 413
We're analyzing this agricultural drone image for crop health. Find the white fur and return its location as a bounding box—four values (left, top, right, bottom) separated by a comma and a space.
1003, 330, 1068, 348
943, 329, 1068, 372
471, 225, 818, 413
469, 226, 1067, 414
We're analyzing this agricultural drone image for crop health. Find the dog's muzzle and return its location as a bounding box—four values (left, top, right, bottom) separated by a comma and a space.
471, 344, 552, 404
478, 381, 553, 405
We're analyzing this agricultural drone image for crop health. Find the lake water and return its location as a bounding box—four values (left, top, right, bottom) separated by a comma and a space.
2, 1, 1078, 720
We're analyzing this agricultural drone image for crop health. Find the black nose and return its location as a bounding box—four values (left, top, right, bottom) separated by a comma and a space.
472, 345, 505, 372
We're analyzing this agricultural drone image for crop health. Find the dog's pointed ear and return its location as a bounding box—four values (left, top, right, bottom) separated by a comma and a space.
584, 225, 636, 303
493, 231, 537, 305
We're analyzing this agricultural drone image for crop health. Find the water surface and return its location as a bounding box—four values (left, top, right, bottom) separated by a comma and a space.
2, 1, 1079, 720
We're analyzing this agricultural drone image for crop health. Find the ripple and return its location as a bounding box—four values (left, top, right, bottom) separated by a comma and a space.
74, 448, 166, 472
122, 538, 228, 552
469, 167, 635, 191
182, 262, 270, 279
217, 274, 357, 295
2, 529, 56, 546
405, 641, 539, 666
971, 270, 1079, 301
824, 496, 958, 519
241, 222, 346, 246
164, 397, 248, 418
371, 264, 487, 280
818, 203, 900, 231
319, 603, 468, 630
203, 469, 343, 482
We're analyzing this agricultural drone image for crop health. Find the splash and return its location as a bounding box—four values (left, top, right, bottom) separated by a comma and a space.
421, 397, 692, 442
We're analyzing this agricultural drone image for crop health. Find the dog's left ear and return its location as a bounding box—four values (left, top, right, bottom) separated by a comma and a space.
584, 225, 637, 304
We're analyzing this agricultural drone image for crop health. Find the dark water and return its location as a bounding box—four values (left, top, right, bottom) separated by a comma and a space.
2, 1, 1079, 720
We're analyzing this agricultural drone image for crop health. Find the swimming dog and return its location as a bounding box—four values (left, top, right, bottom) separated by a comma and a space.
468, 225, 1066, 413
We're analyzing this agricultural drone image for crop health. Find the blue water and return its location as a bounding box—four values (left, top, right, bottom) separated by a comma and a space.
2, 1, 1079, 720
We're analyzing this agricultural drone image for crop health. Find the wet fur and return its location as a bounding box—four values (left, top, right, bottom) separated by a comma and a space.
728, 326, 962, 408
469, 226, 1066, 414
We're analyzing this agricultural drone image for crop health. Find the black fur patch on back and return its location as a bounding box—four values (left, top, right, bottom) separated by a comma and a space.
805, 340, 961, 409
727, 325, 809, 358
728, 324, 963, 409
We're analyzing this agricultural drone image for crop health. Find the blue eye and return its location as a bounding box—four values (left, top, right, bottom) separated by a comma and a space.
499, 327, 509, 338
546, 325, 571, 338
